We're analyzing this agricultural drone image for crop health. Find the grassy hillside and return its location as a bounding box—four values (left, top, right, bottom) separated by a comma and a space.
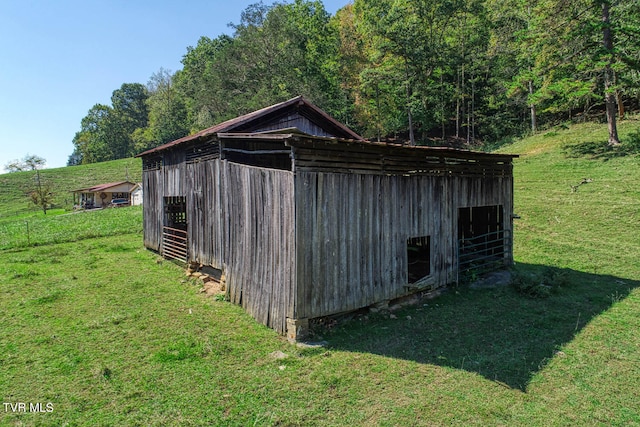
497, 117, 640, 279
0, 120, 639, 425
0, 157, 141, 218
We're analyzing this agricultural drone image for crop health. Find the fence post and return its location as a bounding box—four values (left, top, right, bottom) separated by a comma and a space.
25, 221, 30, 246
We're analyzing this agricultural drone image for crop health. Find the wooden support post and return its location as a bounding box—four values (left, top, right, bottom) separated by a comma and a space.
286, 318, 309, 343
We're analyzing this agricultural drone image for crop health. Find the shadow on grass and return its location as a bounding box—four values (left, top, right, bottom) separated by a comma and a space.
321, 263, 639, 391
563, 129, 640, 160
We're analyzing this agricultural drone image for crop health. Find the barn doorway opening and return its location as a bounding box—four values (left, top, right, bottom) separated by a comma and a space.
162, 196, 188, 262
407, 236, 431, 285
457, 205, 509, 281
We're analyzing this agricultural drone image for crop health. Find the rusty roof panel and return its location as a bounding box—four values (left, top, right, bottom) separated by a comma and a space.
73, 181, 135, 193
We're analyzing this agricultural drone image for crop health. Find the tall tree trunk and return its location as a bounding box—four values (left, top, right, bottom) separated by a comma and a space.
471, 74, 475, 144
466, 100, 471, 144
407, 91, 415, 146
375, 85, 381, 142
455, 68, 460, 139
405, 64, 415, 146
529, 80, 537, 133
440, 73, 444, 140
527, 7, 537, 134
614, 71, 625, 119
602, 1, 620, 146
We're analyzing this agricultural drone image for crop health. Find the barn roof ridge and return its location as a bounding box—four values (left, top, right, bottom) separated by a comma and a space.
136, 96, 364, 157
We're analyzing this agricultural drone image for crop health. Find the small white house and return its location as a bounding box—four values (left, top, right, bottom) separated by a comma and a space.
130, 183, 143, 206
73, 181, 137, 208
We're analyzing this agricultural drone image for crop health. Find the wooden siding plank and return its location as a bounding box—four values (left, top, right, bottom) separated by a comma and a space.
220, 162, 295, 334
248, 112, 338, 138
291, 140, 514, 178
142, 170, 162, 251
295, 171, 515, 320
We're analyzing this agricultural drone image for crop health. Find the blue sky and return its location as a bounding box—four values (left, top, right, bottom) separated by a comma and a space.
0, 0, 349, 170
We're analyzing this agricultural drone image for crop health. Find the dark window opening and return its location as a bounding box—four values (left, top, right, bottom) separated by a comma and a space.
221, 139, 292, 171
407, 236, 431, 284
223, 150, 292, 170
186, 141, 219, 163
163, 196, 188, 262
164, 196, 187, 230
142, 156, 162, 171
458, 205, 503, 250
458, 205, 506, 277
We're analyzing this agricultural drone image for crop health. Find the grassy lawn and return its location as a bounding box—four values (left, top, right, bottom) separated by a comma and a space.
0, 120, 639, 425
0, 207, 143, 250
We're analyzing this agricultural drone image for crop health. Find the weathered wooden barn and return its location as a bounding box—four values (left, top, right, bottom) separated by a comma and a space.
138, 96, 517, 339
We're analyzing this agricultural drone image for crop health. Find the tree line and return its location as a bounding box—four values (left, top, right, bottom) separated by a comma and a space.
68, 0, 639, 165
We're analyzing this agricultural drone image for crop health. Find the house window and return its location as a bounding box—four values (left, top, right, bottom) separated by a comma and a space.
407, 236, 431, 284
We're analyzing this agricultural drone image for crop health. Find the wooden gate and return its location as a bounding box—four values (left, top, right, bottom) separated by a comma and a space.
162, 226, 188, 262
163, 196, 188, 262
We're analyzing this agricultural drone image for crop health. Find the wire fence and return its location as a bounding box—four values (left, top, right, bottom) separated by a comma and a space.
0, 206, 143, 250
457, 229, 512, 284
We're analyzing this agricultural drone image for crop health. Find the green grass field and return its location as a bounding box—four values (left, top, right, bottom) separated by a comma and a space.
0, 119, 639, 426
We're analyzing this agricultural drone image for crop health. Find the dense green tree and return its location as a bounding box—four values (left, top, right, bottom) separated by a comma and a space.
133, 68, 188, 154
329, 4, 368, 133
110, 83, 149, 157
333, 2, 404, 140
111, 83, 149, 130
72, 84, 149, 163
72, 104, 112, 164
613, 0, 640, 114
355, 0, 492, 144
284, 0, 348, 117
515, 0, 639, 142
175, 1, 346, 128
487, 0, 539, 135
226, 1, 340, 112
175, 35, 234, 131
69, 0, 639, 163
66, 149, 82, 166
